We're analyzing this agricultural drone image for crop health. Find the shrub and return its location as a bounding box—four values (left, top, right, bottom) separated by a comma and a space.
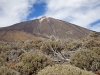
0, 54, 8, 67
0, 54, 8, 61
13, 52, 53, 75
23, 43, 34, 50
23, 40, 42, 50
37, 64, 96, 75
0, 46, 10, 53
83, 39, 100, 48
65, 41, 81, 51
82, 32, 100, 49
31, 40, 43, 44
0, 58, 6, 67
88, 32, 99, 38
41, 41, 63, 55
90, 47, 100, 55
70, 50, 100, 71
0, 66, 19, 75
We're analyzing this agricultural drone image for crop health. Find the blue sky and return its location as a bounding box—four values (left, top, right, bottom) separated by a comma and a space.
0, 0, 100, 32
27, 2, 46, 20
89, 19, 100, 27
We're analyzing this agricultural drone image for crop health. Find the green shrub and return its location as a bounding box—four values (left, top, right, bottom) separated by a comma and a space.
41, 41, 63, 54
0, 66, 19, 75
88, 32, 99, 38
82, 32, 100, 49
31, 40, 43, 44
0, 46, 10, 52
23, 40, 42, 50
23, 43, 34, 50
0, 54, 8, 67
83, 39, 100, 48
65, 41, 81, 51
37, 64, 96, 75
13, 52, 53, 75
0, 54, 8, 61
90, 47, 100, 55
70, 50, 100, 71
0, 58, 6, 67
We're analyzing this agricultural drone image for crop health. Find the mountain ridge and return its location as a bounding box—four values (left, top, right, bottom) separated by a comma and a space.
0, 16, 92, 42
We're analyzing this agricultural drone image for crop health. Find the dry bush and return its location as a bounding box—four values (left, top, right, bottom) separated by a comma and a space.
70, 50, 100, 71
41, 41, 64, 55
0, 58, 6, 67
88, 32, 99, 38
65, 41, 81, 51
0, 54, 8, 61
82, 32, 100, 49
83, 39, 100, 48
0, 54, 8, 67
90, 47, 100, 55
0, 66, 19, 75
23, 40, 42, 51
0, 45, 10, 52
13, 52, 53, 75
23, 43, 35, 50
37, 64, 96, 75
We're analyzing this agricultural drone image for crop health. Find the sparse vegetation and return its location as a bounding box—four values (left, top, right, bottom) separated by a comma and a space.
0, 58, 6, 67
37, 64, 96, 75
0, 32, 100, 75
0, 66, 19, 75
70, 50, 100, 71
13, 52, 53, 75
41, 41, 64, 54
90, 47, 100, 55
23, 40, 42, 51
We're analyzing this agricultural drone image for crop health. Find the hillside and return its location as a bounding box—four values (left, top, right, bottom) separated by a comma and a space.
0, 16, 91, 42
0, 32, 100, 75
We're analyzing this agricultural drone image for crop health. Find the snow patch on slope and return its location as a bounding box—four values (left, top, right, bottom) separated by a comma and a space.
39, 16, 46, 23
39, 16, 49, 23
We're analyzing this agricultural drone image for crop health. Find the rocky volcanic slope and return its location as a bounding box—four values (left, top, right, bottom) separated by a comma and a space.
0, 16, 91, 42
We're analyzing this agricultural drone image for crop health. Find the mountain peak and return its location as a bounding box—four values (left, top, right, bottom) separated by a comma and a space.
0, 16, 92, 42
41, 16, 48, 18
39, 16, 49, 23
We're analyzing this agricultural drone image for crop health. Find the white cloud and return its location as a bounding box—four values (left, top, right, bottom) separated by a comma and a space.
0, 0, 100, 32
0, 0, 37, 27
42, 0, 100, 30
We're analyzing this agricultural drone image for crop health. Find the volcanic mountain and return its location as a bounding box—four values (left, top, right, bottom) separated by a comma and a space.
0, 16, 91, 42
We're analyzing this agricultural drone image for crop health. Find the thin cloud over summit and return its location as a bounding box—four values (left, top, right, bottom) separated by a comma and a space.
43, 0, 100, 31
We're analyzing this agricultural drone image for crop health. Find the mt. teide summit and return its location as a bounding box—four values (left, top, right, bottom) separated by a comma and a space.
0, 16, 91, 42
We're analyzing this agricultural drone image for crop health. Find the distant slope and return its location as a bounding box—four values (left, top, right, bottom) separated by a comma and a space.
0, 16, 91, 42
